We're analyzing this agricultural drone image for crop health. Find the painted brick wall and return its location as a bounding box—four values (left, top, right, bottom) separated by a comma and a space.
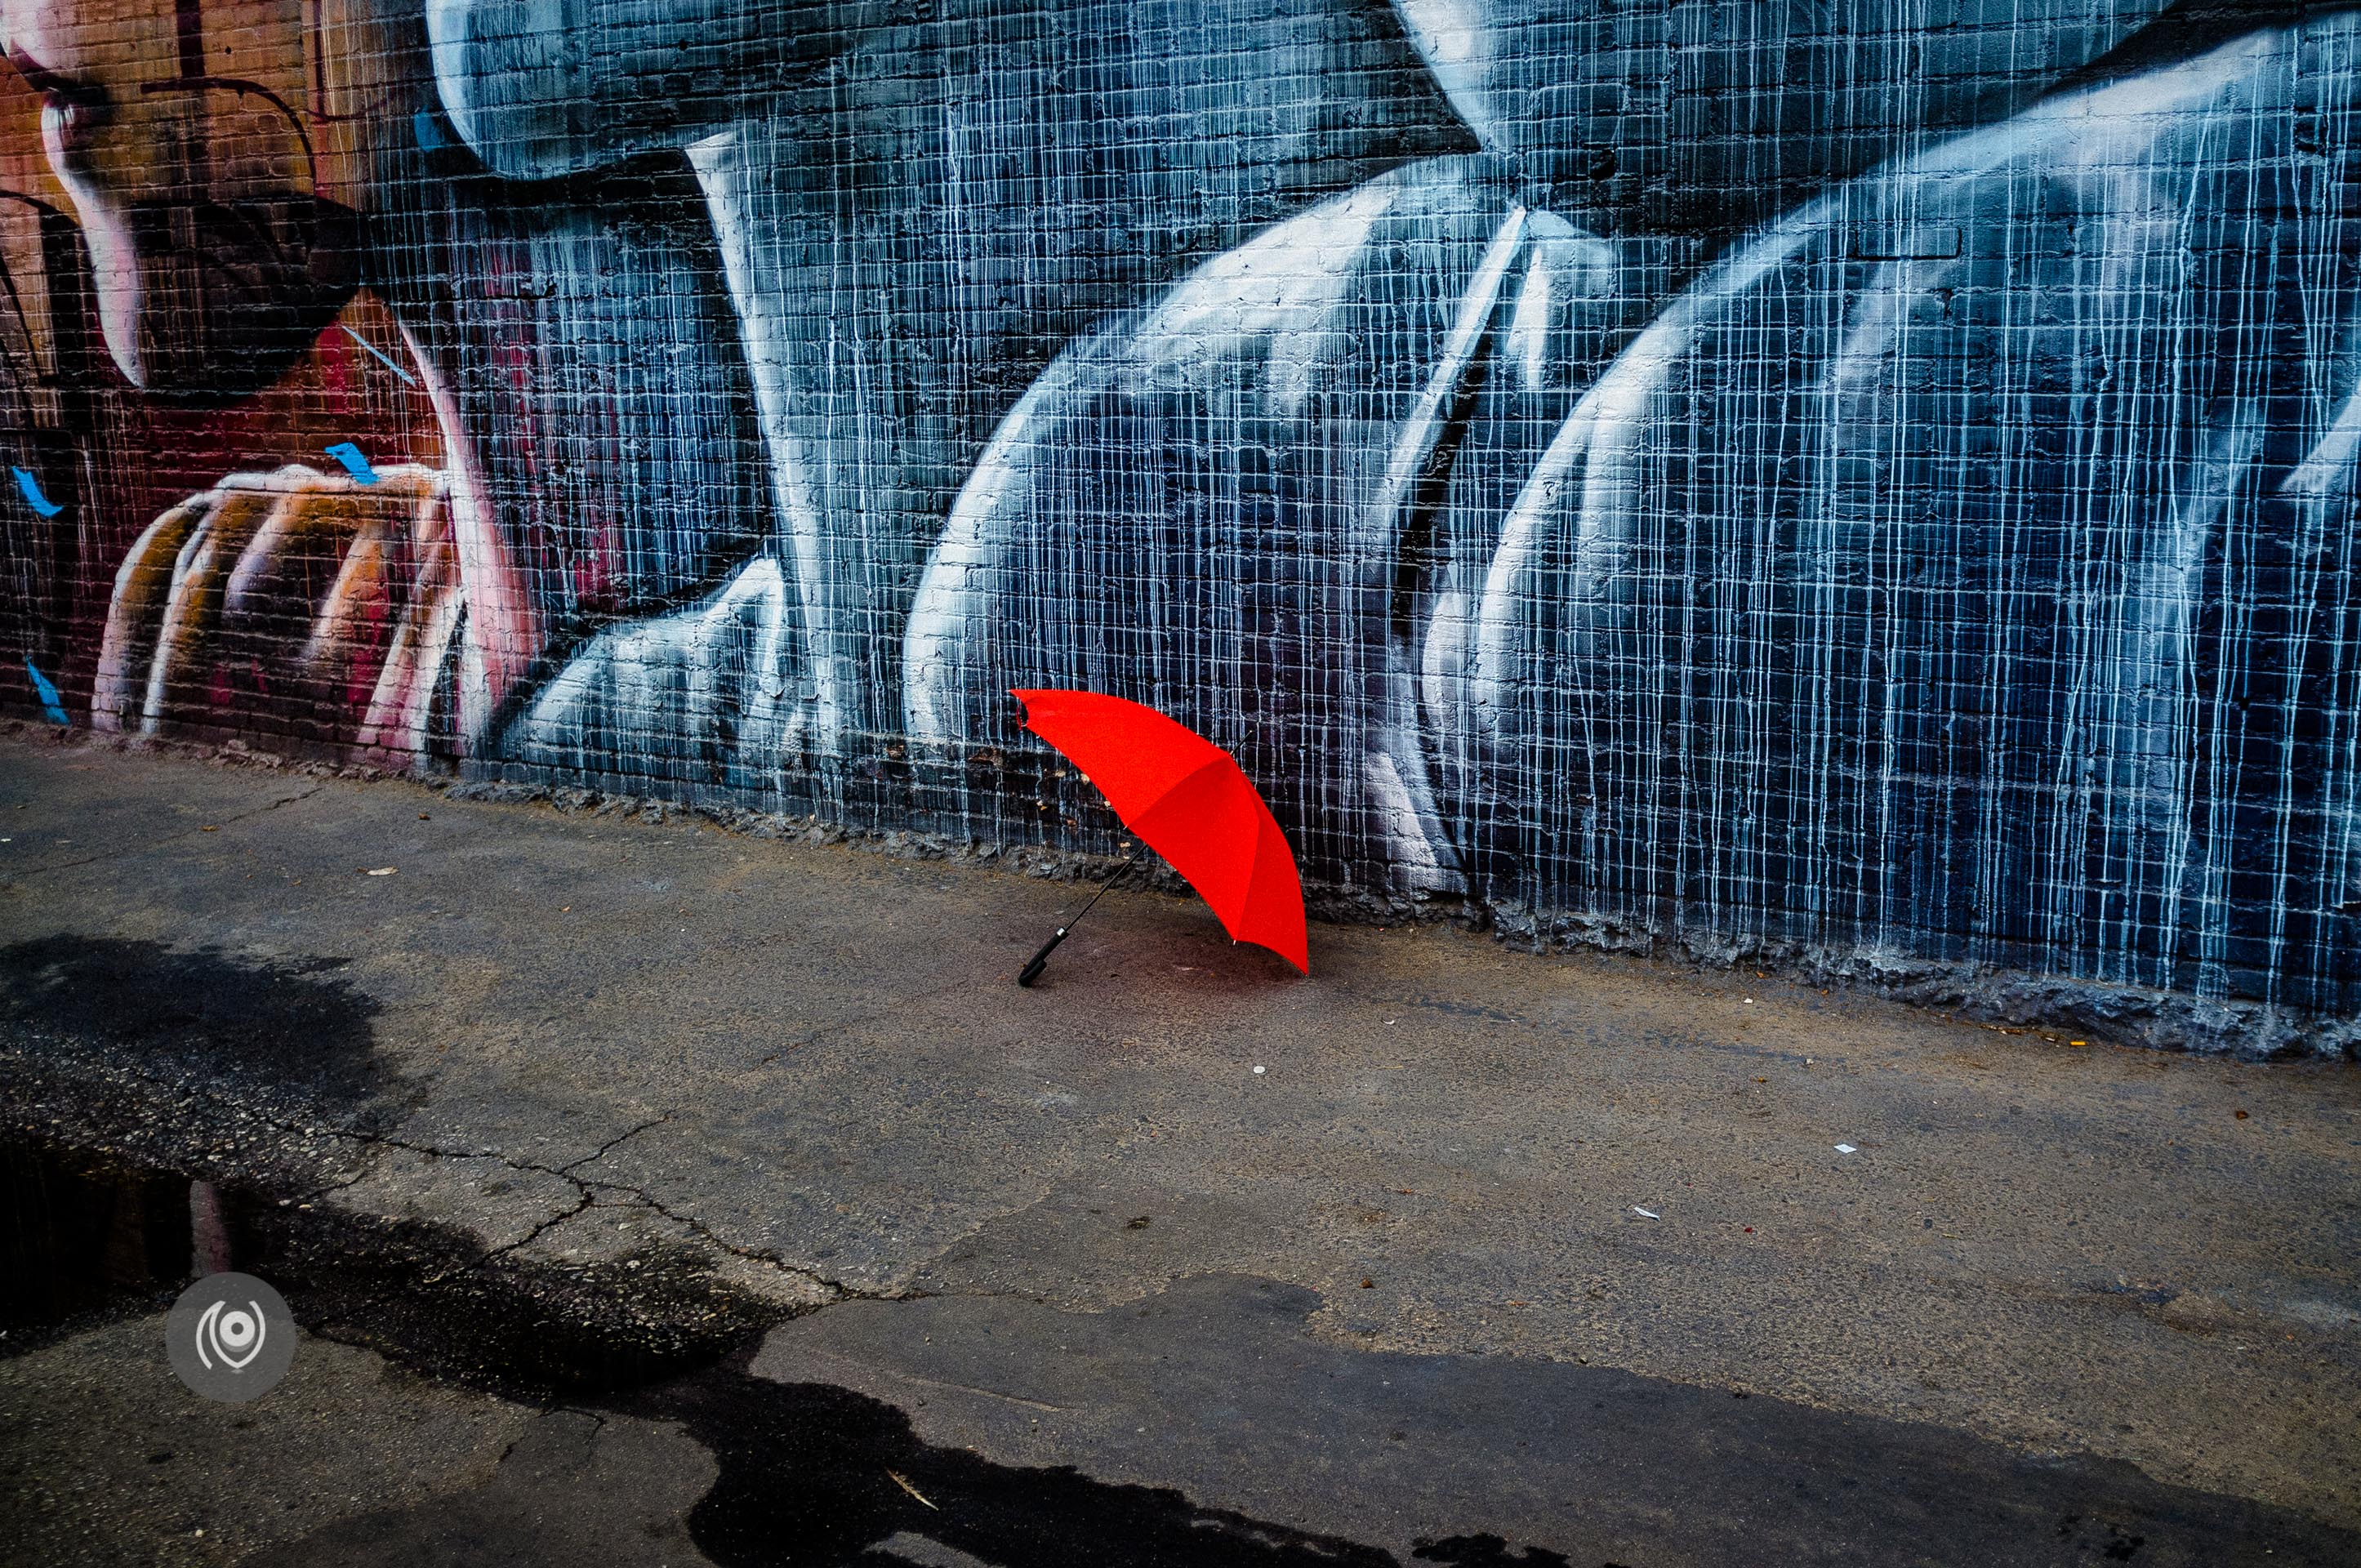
3, 2, 2357, 1052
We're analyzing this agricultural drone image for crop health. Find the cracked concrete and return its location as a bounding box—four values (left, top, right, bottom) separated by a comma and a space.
4, 731, 2361, 1560
327, 1115, 709, 1267
333, 1147, 584, 1254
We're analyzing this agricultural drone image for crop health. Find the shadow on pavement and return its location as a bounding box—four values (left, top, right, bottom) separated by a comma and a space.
0, 936, 394, 1119
648, 1367, 1407, 1568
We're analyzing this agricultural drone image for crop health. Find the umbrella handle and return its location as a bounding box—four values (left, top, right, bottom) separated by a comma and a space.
1016, 850, 1138, 987
1017, 928, 1070, 988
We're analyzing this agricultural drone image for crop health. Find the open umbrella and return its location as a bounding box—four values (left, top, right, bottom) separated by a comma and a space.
1012, 688, 1308, 984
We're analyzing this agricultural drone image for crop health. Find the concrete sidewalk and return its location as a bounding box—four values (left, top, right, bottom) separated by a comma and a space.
2, 731, 2359, 1565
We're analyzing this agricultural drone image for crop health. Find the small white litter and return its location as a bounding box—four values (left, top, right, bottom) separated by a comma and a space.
1252, 1065, 1266, 1075
363, 866, 398, 876
1633, 1206, 1659, 1219
1833, 1143, 1857, 1154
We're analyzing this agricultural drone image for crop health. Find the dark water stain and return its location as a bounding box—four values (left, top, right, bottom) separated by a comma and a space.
0, 1140, 193, 1345
0, 1130, 766, 1391
0, 936, 392, 1116
243, 1198, 771, 1396
1414, 1539, 1588, 1567
14, 1140, 1446, 1568
635, 1365, 1405, 1568
728, 1278, 2361, 1568
11, 1126, 2354, 1568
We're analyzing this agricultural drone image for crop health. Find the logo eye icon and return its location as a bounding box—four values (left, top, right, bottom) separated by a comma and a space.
168, 1272, 292, 1401
195, 1298, 268, 1372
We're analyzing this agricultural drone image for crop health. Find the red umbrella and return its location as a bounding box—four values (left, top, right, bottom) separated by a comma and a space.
1011, 688, 1309, 982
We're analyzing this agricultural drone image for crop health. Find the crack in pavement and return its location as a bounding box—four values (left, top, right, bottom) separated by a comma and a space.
477, 1187, 601, 1265
4, 784, 326, 880
323, 1119, 860, 1299
568, 1174, 874, 1298
0, 1049, 871, 1306
556, 1115, 673, 1175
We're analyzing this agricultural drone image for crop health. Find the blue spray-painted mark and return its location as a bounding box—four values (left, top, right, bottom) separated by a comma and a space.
413, 110, 445, 151
25, 660, 69, 727
338, 323, 420, 388
323, 443, 382, 485
11, 467, 62, 517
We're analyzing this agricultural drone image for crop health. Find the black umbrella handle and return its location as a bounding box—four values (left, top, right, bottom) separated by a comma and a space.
1017, 927, 1069, 988
1016, 850, 1138, 988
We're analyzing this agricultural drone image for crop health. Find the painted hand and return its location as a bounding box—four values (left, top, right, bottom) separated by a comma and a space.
92, 463, 461, 764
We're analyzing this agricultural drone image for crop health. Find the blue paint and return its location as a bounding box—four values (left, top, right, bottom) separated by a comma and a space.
323, 443, 382, 484
414, 110, 445, 151
25, 661, 68, 727
11, 467, 61, 517
338, 324, 420, 388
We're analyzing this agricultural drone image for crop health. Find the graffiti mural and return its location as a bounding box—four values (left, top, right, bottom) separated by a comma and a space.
3, 0, 768, 756
4, 1, 2358, 1045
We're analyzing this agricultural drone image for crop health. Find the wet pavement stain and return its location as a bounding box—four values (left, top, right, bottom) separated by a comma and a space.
242, 1359, 1454, 1568
643, 1366, 1407, 1568
0, 1133, 767, 1388
0, 1141, 192, 1344
6, 1131, 2356, 1567
1413, 1537, 1588, 1566
0, 1140, 1548, 1568
0, 937, 394, 1118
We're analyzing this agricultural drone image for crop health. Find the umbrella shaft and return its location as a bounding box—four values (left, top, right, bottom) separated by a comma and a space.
1068, 851, 1139, 926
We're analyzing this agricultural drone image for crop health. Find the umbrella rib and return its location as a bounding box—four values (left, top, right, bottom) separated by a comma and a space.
1216, 807, 1285, 928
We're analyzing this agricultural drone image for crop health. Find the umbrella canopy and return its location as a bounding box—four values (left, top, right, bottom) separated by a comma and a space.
1013, 688, 1308, 973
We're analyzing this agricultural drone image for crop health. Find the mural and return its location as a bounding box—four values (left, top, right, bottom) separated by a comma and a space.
2, 0, 768, 757
3, 0, 2358, 1042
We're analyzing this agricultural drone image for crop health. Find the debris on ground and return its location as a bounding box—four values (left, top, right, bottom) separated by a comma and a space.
885, 1470, 938, 1510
